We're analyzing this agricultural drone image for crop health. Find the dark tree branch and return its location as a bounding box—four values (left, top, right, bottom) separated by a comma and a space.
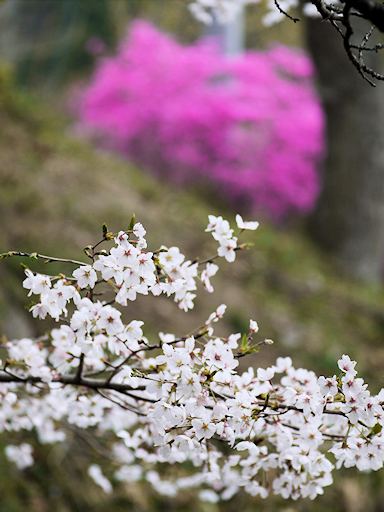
0, 372, 145, 394
301, 0, 384, 83
346, 0, 384, 31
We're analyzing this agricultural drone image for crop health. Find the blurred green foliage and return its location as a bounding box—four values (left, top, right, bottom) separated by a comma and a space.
0, 0, 303, 90
0, 0, 117, 87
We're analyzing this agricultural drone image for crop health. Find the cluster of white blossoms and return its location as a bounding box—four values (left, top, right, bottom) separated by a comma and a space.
0, 215, 383, 502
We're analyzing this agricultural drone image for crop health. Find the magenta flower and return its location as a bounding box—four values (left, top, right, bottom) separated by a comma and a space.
77, 21, 324, 219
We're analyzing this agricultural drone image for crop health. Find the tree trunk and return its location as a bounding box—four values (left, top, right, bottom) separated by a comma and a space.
305, 18, 384, 282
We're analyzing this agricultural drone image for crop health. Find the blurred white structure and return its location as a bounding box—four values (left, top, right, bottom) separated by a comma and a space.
204, 4, 245, 55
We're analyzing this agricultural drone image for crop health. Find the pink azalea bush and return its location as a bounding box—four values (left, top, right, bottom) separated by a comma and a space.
77, 21, 324, 219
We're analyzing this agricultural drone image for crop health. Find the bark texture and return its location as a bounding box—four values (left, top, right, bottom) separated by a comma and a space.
306, 18, 384, 282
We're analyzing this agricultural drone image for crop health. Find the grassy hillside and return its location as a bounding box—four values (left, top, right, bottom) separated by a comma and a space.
1, 68, 384, 512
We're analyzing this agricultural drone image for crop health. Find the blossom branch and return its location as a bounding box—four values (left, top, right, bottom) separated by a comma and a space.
1, 215, 383, 501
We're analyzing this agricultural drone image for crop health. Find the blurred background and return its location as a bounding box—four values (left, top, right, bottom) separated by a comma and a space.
0, 0, 383, 511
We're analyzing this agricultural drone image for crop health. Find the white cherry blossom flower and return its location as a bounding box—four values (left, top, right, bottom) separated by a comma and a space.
73, 265, 97, 289
217, 238, 237, 262
23, 270, 51, 296
236, 214, 260, 231
249, 319, 259, 333
5, 444, 33, 469
88, 464, 112, 493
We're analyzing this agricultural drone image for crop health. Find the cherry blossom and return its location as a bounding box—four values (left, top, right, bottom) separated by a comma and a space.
88, 464, 113, 493
236, 214, 260, 231
0, 215, 383, 503
73, 264, 97, 289
5, 443, 34, 469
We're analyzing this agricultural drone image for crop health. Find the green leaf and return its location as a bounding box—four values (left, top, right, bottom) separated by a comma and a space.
371, 423, 382, 436
128, 213, 136, 231
240, 333, 249, 353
